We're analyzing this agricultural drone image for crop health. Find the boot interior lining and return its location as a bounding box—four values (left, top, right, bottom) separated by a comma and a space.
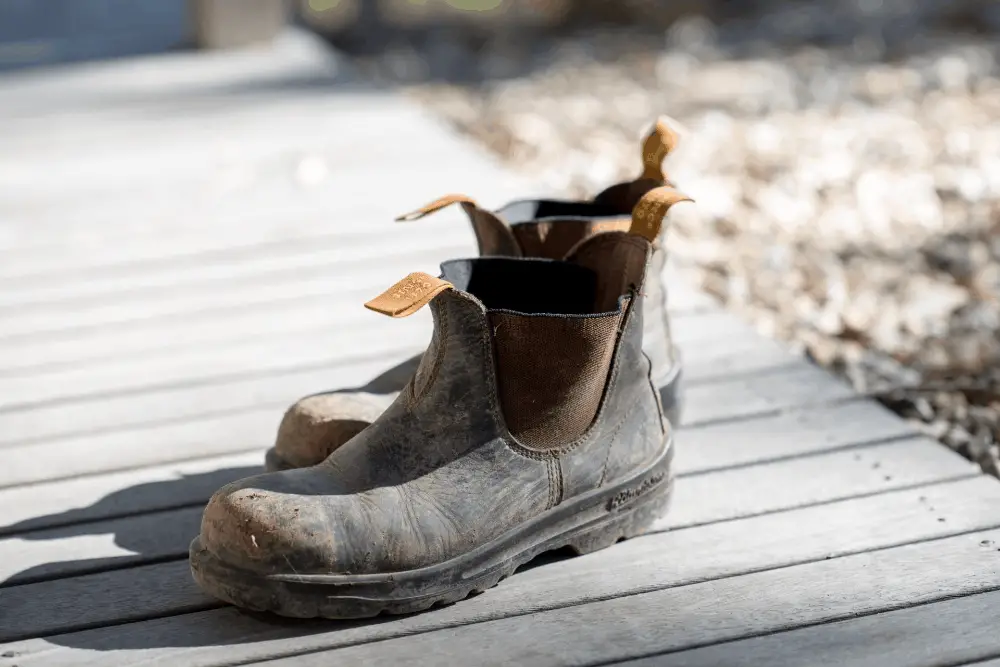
496, 199, 624, 225
441, 258, 604, 315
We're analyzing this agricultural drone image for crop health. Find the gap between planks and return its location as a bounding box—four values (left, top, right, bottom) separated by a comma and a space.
0, 308, 761, 433
241, 527, 1000, 667
0, 435, 970, 587
0, 398, 919, 538
0, 294, 728, 381
609, 589, 1000, 667
0, 362, 864, 489
2, 475, 999, 665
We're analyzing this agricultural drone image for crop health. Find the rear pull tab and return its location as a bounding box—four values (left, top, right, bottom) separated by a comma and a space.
394, 193, 522, 257
630, 186, 693, 242
395, 194, 477, 222
640, 117, 680, 182
365, 272, 454, 318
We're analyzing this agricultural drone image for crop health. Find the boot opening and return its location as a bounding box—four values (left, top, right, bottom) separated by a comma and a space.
441, 238, 649, 449
498, 199, 633, 261
441, 257, 608, 316
496, 198, 624, 224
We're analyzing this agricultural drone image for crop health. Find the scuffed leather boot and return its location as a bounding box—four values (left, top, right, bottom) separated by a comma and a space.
190, 189, 680, 618
265, 117, 691, 472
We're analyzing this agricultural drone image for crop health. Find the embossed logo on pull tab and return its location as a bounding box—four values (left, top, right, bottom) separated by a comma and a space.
629, 186, 694, 242
365, 272, 454, 318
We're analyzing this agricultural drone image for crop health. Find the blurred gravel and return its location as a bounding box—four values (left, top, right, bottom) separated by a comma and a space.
352, 0, 1000, 476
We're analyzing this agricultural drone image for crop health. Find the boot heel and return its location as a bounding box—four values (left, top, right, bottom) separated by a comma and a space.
567, 483, 673, 555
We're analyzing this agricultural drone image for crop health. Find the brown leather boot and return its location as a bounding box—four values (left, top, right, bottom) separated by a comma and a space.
265, 119, 692, 472
190, 189, 680, 618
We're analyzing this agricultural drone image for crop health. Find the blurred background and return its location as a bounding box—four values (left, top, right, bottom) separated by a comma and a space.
2, 0, 1000, 476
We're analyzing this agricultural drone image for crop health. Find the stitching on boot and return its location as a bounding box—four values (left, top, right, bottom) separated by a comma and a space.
544, 459, 557, 509
641, 350, 666, 431
596, 403, 635, 487
553, 458, 564, 506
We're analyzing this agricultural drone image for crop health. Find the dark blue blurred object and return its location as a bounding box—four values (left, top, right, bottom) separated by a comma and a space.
0, 0, 188, 71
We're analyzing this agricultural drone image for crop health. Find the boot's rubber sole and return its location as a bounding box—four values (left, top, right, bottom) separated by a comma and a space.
191, 440, 673, 619
263, 361, 684, 473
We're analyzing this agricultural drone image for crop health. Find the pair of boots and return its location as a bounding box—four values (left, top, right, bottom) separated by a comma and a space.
190, 119, 693, 619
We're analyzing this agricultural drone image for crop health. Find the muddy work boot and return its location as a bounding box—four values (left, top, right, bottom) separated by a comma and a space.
265, 118, 691, 472
190, 190, 679, 618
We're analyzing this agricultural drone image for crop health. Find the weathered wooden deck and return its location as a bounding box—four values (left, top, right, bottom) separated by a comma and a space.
2, 30, 1000, 667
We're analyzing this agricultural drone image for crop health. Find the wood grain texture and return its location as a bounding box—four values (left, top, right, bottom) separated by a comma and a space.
0, 452, 262, 536
616, 589, 1000, 667
0, 436, 974, 588
0, 306, 769, 448
0, 399, 926, 538
0, 507, 202, 586
0, 24, 989, 667
674, 399, 917, 474
251, 529, 1000, 667
681, 363, 857, 426
0, 358, 854, 488
0, 267, 706, 374
3, 477, 999, 657
660, 437, 977, 530
0, 285, 717, 413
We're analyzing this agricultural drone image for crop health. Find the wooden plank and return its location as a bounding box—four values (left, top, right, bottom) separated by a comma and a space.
250, 528, 1000, 667
0, 237, 708, 315
0, 298, 423, 377
0, 304, 742, 432
617, 589, 1000, 667
1, 476, 997, 647
660, 437, 977, 530
0, 227, 473, 306
681, 334, 801, 383
0, 362, 869, 488
0, 436, 975, 586
0, 561, 216, 644
0, 147, 527, 255
0, 309, 430, 409
669, 310, 759, 346
0, 452, 262, 537
0, 205, 473, 282
0, 507, 202, 586
4, 487, 999, 666
675, 400, 917, 474
0, 399, 916, 536
0, 400, 328, 490
0, 267, 434, 343
1, 139, 507, 220
0, 275, 709, 379
681, 363, 857, 426
0, 113, 471, 206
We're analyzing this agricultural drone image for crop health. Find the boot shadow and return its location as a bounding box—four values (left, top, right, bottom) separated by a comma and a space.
0, 464, 403, 652
302, 353, 423, 400
0, 352, 574, 655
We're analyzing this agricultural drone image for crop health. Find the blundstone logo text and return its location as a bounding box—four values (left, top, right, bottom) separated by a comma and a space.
390, 276, 433, 302
607, 472, 665, 511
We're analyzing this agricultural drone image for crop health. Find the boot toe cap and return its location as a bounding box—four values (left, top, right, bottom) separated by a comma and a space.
199, 469, 342, 575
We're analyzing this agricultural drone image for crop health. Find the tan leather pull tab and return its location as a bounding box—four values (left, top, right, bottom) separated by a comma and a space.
630, 186, 694, 241
394, 193, 522, 257
395, 194, 477, 222
365, 272, 454, 318
640, 117, 680, 182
